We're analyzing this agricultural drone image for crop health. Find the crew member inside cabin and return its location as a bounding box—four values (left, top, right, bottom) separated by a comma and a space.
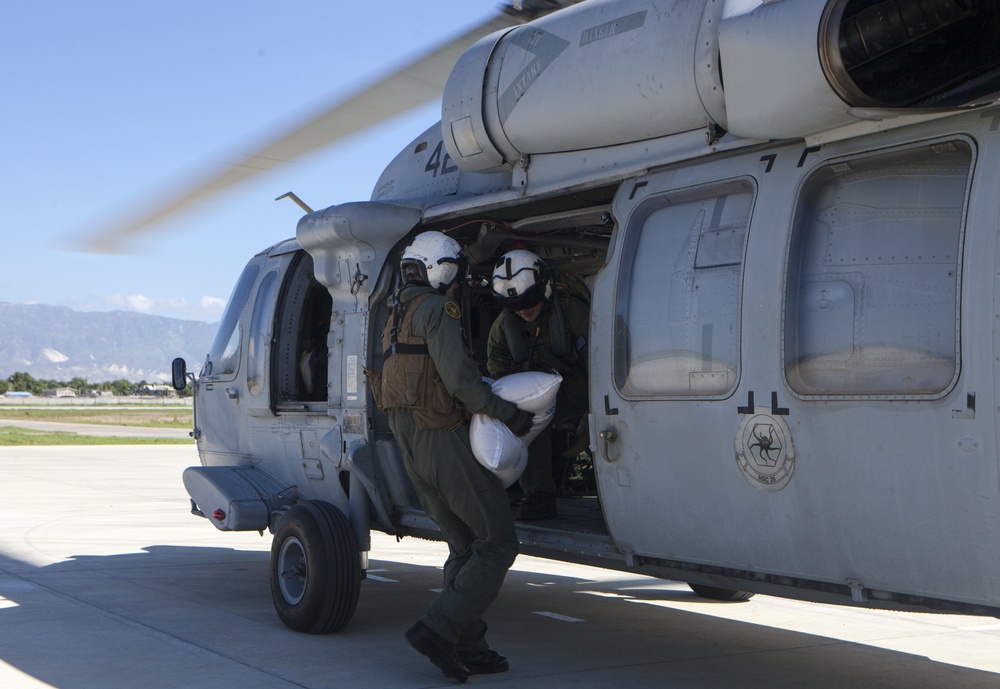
487, 249, 590, 521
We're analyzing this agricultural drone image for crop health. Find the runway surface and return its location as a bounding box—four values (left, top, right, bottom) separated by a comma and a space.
1, 444, 998, 688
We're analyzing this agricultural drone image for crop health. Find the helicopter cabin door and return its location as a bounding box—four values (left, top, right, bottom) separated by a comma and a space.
589, 171, 757, 573
589, 127, 1000, 610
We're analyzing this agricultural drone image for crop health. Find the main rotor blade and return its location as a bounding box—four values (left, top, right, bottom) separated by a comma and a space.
81, 12, 519, 253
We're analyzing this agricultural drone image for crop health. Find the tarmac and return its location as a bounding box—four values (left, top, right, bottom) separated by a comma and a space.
1, 443, 1000, 688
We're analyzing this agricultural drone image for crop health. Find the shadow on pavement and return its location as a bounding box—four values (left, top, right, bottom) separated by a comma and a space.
1, 544, 998, 689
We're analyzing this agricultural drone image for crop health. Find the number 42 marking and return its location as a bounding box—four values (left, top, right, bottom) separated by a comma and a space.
425, 141, 458, 177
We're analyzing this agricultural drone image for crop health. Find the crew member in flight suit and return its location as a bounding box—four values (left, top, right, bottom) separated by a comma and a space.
487, 249, 589, 521
378, 231, 533, 683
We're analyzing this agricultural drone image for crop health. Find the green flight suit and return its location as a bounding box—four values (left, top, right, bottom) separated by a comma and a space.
381, 283, 522, 651
486, 290, 589, 495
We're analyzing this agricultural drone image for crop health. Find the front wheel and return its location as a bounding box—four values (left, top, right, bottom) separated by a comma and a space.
688, 583, 755, 602
270, 500, 361, 633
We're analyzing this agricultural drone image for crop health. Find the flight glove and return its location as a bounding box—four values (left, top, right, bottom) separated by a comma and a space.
505, 408, 534, 438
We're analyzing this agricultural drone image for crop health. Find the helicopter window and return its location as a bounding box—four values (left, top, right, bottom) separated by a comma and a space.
247, 270, 278, 397
615, 180, 753, 396
272, 251, 332, 406
784, 139, 971, 396
202, 263, 260, 378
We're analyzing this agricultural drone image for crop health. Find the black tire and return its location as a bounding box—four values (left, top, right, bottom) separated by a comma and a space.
688, 583, 755, 602
270, 500, 361, 633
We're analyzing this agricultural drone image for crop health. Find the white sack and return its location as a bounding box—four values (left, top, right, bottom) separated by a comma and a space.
469, 415, 528, 488
471, 372, 563, 487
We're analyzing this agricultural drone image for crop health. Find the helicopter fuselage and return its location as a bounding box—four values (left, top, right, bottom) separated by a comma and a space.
178, 0, 1000, 630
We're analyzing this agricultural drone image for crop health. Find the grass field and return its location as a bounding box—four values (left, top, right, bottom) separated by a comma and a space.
0, 407, 192, 428
0, 426, 193, 446
0, 407, 194, 445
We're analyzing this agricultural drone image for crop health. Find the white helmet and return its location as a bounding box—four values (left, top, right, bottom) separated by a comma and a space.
491, 250, 552, 311
401, 231, 467, 292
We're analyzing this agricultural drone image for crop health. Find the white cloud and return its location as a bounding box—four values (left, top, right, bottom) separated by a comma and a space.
126, 295, 155, 312
160, 296, 189, 310
104, 294, 194, 317
41, 348, 69, 363
200, 296, 226, 314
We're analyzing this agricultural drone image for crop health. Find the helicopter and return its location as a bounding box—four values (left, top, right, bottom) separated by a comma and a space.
117, 0, 1000, 633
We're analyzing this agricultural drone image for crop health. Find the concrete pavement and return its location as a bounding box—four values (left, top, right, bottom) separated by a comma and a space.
1, 444, 999, 688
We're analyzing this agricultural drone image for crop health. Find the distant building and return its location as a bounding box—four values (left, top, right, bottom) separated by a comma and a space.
137, 384, 176, 397
4, 391, 32, 398
42, 388, 77, 398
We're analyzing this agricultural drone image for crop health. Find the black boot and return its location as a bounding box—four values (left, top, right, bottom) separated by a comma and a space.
458, 649, 509, 674
405, 621, 469, 683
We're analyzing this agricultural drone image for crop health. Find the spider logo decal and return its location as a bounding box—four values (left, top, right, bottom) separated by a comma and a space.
748, 424, 782, 467
735, 412, 794, 492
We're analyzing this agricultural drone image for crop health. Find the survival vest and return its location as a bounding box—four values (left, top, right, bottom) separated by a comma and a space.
377, 291, 464, 430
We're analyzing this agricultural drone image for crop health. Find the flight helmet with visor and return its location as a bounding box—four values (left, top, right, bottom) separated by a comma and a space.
491, 249, 552, 312
400, 231, 467, 293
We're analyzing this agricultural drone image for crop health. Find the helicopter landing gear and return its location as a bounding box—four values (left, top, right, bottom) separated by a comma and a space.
270, 500, 361, 633
688, 583, 755, 602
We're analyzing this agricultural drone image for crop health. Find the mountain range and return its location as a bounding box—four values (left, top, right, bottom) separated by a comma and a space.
0, 302, 217, 383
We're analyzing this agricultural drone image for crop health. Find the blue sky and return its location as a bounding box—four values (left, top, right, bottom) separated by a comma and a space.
1, 1, 499, 322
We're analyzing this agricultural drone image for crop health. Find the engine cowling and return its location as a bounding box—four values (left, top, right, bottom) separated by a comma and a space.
441, 0, 1000, 173
443, 0, 725, 172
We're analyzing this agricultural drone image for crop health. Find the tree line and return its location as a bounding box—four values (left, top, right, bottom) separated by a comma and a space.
0, 372, 191, 397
